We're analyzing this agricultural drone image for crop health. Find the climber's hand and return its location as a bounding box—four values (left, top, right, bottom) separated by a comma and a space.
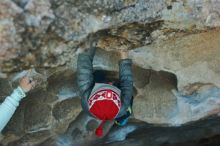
120, 51, 129, 59
19, 70, 36, 93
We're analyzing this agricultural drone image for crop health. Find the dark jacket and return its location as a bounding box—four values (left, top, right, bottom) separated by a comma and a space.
77, 48, 133, 118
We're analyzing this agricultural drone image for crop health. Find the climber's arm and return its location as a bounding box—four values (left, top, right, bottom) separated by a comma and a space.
0, 87, 26, 132
117, 52, 133, 117
77, 47, 96, 113
0, 74, 35, 132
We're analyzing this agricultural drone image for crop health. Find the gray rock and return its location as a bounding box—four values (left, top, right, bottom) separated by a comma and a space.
129, 28, 220, 90
95, 117, 220, 146
24, 101, 52, 132
7, 130, 51, 146
47, 69, 79, 100
27, 90, 58, 104
132, 65, 150, 88
0, 0, 23, 72
53, 98, 81, 121
0, 78, 13, 102
24, 0, 55, 30
133, 71, 177, 124
170, 85, 220, 125
86, 119, 99, 132
1, 0, 220, 145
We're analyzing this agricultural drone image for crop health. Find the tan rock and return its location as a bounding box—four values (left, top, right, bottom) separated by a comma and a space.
130, 28, 220, 90
133, 71, 177, 124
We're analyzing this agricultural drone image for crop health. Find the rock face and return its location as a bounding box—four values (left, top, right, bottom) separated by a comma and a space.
94, 117, 220, 146
0, 69, 82, 145
130, 28, 220, 90
130, 28, 220, 125
1, 0, 220, 72
1, 0, 220, 145
133, 71, 177, 124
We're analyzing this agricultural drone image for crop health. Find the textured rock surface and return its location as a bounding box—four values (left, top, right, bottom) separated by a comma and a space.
133, 71, 177, 124
0, 0, 220, 72
1, 0, 220, 145
130, 28, 220, 90
0, 69, 82, 145
94, 117, 220, 146
130, 28, 220, 125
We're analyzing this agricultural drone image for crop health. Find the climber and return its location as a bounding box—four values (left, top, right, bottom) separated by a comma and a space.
77, 47, 133, 137
0, 70, 35, 132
